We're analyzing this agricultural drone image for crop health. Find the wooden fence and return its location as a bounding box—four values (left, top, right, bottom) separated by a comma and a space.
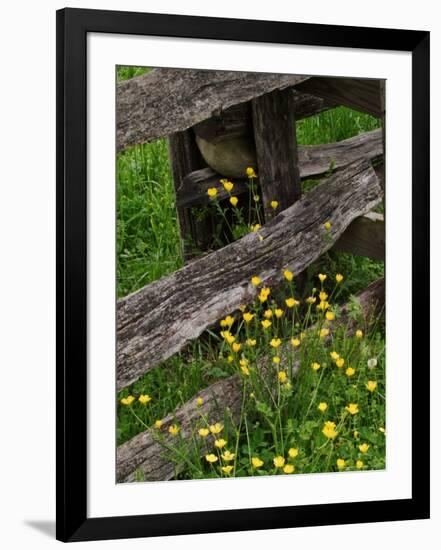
116, 68, 385, 480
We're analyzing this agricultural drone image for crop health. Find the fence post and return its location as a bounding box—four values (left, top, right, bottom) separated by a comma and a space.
168, 130, 211, 261
252, 88, 302, 221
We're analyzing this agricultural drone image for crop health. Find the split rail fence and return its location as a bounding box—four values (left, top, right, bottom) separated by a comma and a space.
116, 68, 385, 481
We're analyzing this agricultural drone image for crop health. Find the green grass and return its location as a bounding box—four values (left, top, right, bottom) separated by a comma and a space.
116, 68, 385, 478
117, 140, 182, 297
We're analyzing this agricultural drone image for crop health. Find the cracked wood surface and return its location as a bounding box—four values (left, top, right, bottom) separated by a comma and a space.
117, 277, 384, 482
117, 160, 382, 390
117, 68, 307, 150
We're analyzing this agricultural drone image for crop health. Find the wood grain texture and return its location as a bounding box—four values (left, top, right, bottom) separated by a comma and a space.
116, 160, 382, 390
252, 88, 301, 219
176, 129, 383, 209
296, 77, 383, 118
334, 212, 384, 261
192, 90, 336, 144
117, 68, 307, 150
117, 277, 384, 482
168, 130, 211, 259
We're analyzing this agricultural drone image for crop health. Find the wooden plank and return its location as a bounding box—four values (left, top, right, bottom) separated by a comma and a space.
117, 277, 385, 482
117, 160, 382, 390
117, 68, 308, 150
333, 212, 384, 261
296, 77, 383, 118
192, 90, 336, 144
168, 130, 212, 260
252, 88, 302, 219
176, 129, 383, 209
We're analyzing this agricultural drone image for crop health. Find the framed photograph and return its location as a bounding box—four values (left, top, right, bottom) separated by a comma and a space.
56, 8, 430, 542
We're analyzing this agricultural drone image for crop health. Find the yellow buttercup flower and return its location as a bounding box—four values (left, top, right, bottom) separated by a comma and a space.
318, 402, 328, 412
246, 167, 257, 178
356, 460, 364, 469
322, 421, 338, 439
270, 338, 281, 348
169, 424, 180, 436
336, 273, 344, 283
196, 397, 204, 407
154, 419, 163, 429
278, 370, 287, 383
319, 291, 328, 301
241, 365, 250, 376
317, 300, 329, 311
306, 296, 316, 304
274, 308, 284, 318
198, 428, 209, 437
207, 187, 218, 198
138, 394, 152, 405
359, 443, 370, 454
222, 450, 235, 461
336, 458, 346, 470
239, 358, 248, 367
318, 273, 327, 282
319, 328, 330, 338
252, 457, 264, 468
271, 200, 279, 210
205, 454, 218, 463
251, 223, 261, 232
227, 355, 234, 363
232, 342, 241, 353
311, 362, 321, 371
273, 456, 285, 468
345, 367, 355, 377
273, 356, 281, 365
336, 357, 345, 368
220, 315, 235, 328
324, 221, 331, 231
230, 196, 238, 207
209, 423, 224, 435
284, 270, 294, 282
214, 438, 227, 449
291, 338, 300, 347
330, 351, 340, 361
243, 312, 254, 323
285, 297, 299, 308
258, 290, 269, 303
120, 395, 135, 406
346, 403, 359, 415
221, 465, 233, 475
355, 329, 363, 338
326, 311, 335, 321
251, 276, 261, 286
222, 181, 234, 192
283, 464, 295, 474
261, 319, 272, 329
264, 309, 273, 319
288, 448, 299, 458
246, 338, 257, 347
366, 380, 377, 392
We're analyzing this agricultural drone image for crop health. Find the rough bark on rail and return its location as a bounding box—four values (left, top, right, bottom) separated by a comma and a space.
117, 159, 382, 390
117, 68, 307, 150
117, 277, 384, 482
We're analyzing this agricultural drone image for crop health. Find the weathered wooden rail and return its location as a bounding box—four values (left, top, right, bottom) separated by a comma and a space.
116, 67, 386, 481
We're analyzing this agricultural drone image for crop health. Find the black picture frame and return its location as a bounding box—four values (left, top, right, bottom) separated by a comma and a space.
56, 7, 430, 542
